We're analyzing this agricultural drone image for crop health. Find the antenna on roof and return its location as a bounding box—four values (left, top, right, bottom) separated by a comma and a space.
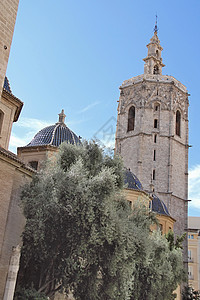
154, 14, 158, 33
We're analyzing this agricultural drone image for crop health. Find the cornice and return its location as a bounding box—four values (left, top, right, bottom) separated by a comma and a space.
0, 146, 35, 175
2, 89, 23, 122
120, 74, 188, 94
17, 144, 58, 153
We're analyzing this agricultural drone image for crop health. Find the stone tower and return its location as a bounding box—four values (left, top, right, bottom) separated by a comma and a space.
0, 0, 19, 96
115, 27, 189, 263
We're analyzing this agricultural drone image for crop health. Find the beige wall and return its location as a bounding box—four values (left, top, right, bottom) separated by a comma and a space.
17, 146, 58, 170
0, 154, 33, 299
188, 230, 199, 291
125, 188, 150, 208
125, 188, 175, 234
0, 0, 19, 96
0, 90, 23, 149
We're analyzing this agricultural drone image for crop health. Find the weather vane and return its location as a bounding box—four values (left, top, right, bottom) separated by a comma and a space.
154, 14, 158, 33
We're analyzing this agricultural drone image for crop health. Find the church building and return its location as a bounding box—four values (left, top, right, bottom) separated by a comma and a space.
0, 2, 189, 298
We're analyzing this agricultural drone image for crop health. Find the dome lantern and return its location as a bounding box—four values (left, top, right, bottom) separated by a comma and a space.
58, 109, 66, 124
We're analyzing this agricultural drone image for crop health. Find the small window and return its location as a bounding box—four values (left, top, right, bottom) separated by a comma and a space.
188, 266, 193, 279
191, 235, 194, 239
176, 110, 181, 136
127, 106, 135, 132
154, 119, 158, 128
153, 169, 155, 180
154, 103, 160, 111
29, 161, 38, 170
159, 224, 163, 234
0, 109, 4, 135
153, 150, 156, 161
188, 235, 190, 239
156, 50, 159, 58
154, 134, 157, 143
153, 65, 159, 75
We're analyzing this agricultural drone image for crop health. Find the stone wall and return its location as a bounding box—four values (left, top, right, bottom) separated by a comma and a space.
115, 75, 189, 265
0, 0, 19, 96
0, 153, 33, 299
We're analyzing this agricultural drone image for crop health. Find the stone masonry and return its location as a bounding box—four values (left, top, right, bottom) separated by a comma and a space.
115, 29, 189, 264
0, 0, 19, 96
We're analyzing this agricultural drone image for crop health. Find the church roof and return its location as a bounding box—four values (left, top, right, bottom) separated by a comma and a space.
124, 169, 143, 190
25, 110, 81, 147
151, 194, 170, 216
124, 169, 171, 217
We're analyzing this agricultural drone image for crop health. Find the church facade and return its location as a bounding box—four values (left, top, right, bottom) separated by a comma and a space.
115, 26, 189, 263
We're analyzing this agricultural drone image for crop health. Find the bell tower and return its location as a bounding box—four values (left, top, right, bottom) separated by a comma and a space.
115, 25, 189, 264
143, 19, 165, 75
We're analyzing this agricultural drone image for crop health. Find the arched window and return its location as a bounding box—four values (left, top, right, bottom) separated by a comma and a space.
156, 50, 159, 58
153, 65, 159, 75
0, 110, 4, 135
176, 110, 181, 136
127, 106, 135, 132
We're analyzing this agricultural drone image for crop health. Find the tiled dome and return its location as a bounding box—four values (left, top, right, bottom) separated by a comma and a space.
151, 194, 170, 216
26, 110, 81, 147
124, 169, 143, 190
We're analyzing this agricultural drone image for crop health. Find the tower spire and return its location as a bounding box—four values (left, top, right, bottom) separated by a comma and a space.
154, 14, 158, 33
143, 18, 165, 75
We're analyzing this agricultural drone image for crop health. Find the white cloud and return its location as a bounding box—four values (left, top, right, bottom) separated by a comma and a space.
8, 117, 53, 153
189, 165, 200, 209
9, 134, 29, 148
78, 101, 100, 114
15, 117, 52, 131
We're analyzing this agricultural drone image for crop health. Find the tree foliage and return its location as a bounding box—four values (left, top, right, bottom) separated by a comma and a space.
14, 287, 47, 300
182, 285, 200, 300
16, 141, 186, 300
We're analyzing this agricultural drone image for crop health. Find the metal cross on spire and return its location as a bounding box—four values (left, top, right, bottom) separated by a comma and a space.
154, 14, 158, 33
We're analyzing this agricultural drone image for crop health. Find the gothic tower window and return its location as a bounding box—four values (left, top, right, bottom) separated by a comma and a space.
154, 134, 157, 143
153, 150, 156, 161
176, 110, 181, 136
0, 110, 4, 135
154, 119, 158, 129
154, 103, 160, 111
156, 50, 159, 58
152, 169, 156, 180
153, 65, 159, 75
127, 106, 135, 132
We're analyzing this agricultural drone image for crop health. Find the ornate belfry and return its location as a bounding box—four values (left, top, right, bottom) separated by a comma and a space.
115, 24, 189, 263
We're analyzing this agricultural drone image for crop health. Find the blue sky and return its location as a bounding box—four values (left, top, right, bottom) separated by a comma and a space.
6, 0, 200, 216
